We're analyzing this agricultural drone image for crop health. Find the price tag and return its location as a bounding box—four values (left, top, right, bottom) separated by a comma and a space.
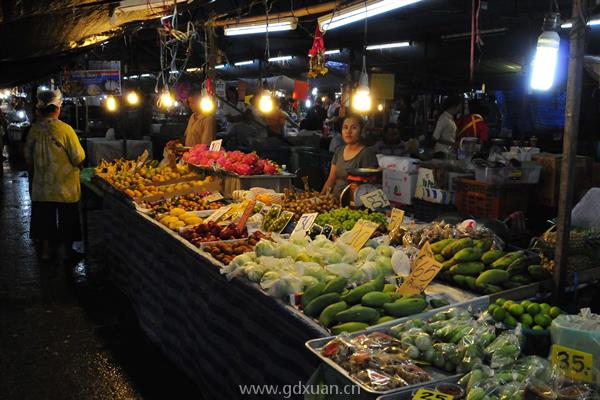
204, 192, 224, 203
551, 344, 593, 383
412, 388, 453, 400
360, 189, 390, 210
209, 139, 222, 152
398, 242, 443, 295
343, 219, 379, 251
388, 207, 405, 233
291, 213, 318, 236
205, 205, 231, 223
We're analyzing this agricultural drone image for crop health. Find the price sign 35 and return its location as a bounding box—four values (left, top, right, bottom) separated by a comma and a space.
551, 344, 593, 383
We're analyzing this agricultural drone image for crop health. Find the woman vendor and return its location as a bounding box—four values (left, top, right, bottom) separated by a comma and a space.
322, 115, 378, 198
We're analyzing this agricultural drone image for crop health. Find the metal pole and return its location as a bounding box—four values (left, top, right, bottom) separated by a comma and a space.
553, 0, 587, 305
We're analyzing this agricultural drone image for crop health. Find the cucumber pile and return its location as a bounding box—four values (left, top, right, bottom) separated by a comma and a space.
431, 238, 551, 294
301, 275, 450, 333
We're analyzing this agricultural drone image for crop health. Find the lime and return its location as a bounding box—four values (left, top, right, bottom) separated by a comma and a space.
521, 323, 531, 330
504, 314, 517, 328
532, 325, 545, 331
503, 301, 515, 312
488, 304, 499, 313
495, 298, 506, 306
509, 304, 524, 317
527, 303, 541, 316
540, 303, 551, 314
520, 313, 534, 326
534, 313, 552, 328
520, 300, 531, 308
493, 307, 506, 322
549, 306, 562, 319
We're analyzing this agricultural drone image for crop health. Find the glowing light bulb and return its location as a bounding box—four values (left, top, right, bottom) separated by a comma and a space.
352, 88, 372, 113
305, 99, 312, 108
106, 95, 118, 112
377, 104, 384, 111
126, 91, 139, 105
159, 91, 174, 108
258, 93, 274, 113
199, 93, 215, 114
530, 30, 560, 91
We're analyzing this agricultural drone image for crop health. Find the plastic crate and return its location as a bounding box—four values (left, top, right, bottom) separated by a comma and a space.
454, 178, 532, 219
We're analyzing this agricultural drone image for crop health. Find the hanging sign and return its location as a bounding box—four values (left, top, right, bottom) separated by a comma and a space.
343, 219, 379, 251
412, 388, 454, 400
360, 189, 390, 210
209, 139, 222, 152
398, 242, 443, 295
62, 68, 121, 97
551, 344, 593, 383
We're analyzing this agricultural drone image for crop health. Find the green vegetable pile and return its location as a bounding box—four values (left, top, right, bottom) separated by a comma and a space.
489, 298, 562, 331
315, 207, 387, 231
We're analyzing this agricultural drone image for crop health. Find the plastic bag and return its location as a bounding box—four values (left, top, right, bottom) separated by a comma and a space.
484, 331, 522, 369
259, 270, 302, 298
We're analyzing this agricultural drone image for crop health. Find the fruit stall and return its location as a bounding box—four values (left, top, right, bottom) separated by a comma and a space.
88, 145, 600, 399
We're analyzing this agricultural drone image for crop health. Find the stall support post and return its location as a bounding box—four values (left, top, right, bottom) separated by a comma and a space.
553, 0, 587, 305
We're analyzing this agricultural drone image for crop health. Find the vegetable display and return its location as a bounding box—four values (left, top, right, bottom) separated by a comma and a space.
431, 238, 550, 294
143, 191, 225, 214
180, 221, 248, 245
281, 189, 338, 221
202, 232, 270, 265
488, 298, 562, 331
315, 207, 387, 231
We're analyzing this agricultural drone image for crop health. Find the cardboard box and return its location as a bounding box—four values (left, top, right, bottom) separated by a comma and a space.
531, 153, 593, 207
382, 169, 417, 205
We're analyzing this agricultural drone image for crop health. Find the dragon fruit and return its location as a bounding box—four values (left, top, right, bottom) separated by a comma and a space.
184, 145, 279, 175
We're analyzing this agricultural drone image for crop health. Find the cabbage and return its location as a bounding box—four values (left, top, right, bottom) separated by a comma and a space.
230, 253, 256, 267
295, 252, 319, 263
337, 241, 358, 264
376, 245, 395, 258
301, 275, 319, 289
375, 255, 393, 276
296, 262, 329, 281
255, 240, 277, 257
244, 263, 267, 283
290, 232, 310, 246
358, 261, 380, 281
260, 272, 302, 298
275, 242, 300, 259
391, 250, 411, 276
358, 247, 376, 262
324, 263, 357, 278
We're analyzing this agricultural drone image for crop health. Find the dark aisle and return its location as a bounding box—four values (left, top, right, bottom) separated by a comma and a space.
0, 159, 203, 400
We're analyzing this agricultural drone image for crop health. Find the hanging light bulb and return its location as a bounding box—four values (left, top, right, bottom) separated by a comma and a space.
126, 91, 139, 105
159, 91, 174, 109
531, 13, 561, 91
352, 64, 372, 113
199, 89, 215, 114
258, 91, 274, 114
377, 103, 384, 111
105, 95, 118, 112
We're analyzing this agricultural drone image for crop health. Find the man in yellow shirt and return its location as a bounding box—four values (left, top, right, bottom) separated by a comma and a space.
183, 86, 216, 147
24, 89, 86, 261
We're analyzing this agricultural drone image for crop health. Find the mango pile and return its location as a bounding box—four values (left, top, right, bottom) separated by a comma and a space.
430, 238, 551, 294
301, 275, 450, 333
488, 298, 562, 331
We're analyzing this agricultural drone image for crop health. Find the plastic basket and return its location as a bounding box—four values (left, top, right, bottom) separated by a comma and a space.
454, 178, 531, 219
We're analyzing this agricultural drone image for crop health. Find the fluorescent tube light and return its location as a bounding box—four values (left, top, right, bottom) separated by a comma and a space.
215, 64, 226, 69
186, 67, 201, 72
561, 18, 600, 28
324, 49, 340, 55
225, 17, 297, 36
366, 41, 410, 50
268, 56, 293, 62
319, 0, 421, 31
234, 60, 254, 66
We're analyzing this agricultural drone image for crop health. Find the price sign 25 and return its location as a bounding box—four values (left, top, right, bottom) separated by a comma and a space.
412, 388, 453, 400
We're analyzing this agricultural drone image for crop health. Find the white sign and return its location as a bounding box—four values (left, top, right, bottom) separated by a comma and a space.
291, 213, 318, 236
360, 189, 390, 210
209, 139, 223, 152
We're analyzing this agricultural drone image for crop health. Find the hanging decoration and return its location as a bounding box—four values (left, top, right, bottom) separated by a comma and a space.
307, 26, 328, 78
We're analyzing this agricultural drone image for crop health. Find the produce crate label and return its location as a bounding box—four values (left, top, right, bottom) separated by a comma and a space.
360, 189, 390, 210
204, 192, 224, 203
398, 242, 442, 295
291, 213, 318, 236
551, 344, 593, 383
205, 205, 232, 223
344, 219, 379, 251
412, 388, 453, 400
209, 139, 222, 152
388, 207, 405, 232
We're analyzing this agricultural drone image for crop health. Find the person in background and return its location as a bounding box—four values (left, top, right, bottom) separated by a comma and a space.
221, 86, 246, 125
373, 124, 403, 155
324, 93, 340, 132
457, 100, 490, 144
184, 85, 216, 147
396, 96, 415, 133
432, 95, 462, 154
322, 115, 378, 198
24, 89, 85, 261
299, 97, 326, 131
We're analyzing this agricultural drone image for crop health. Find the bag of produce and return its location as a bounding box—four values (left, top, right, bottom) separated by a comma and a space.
259, 270, 303, 298
484, 330, 523, 369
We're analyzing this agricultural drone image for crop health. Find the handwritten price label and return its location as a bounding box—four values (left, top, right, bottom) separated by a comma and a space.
343, 219, 379, 251
204, 192, 224, 203
291, 213, 318, 236
398, 242, 443, 295
205, 205, 232, 223
360, 189, 390, 211
412, 388, 453, 400
551, 344, 593, 383
209, 139, 222, 152
388, 207, 405, 233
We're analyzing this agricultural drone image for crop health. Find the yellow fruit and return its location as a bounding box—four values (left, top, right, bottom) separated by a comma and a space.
170, 208, 185, 216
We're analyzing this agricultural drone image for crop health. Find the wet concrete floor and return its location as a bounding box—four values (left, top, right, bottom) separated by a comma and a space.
0, 160, 204, 399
